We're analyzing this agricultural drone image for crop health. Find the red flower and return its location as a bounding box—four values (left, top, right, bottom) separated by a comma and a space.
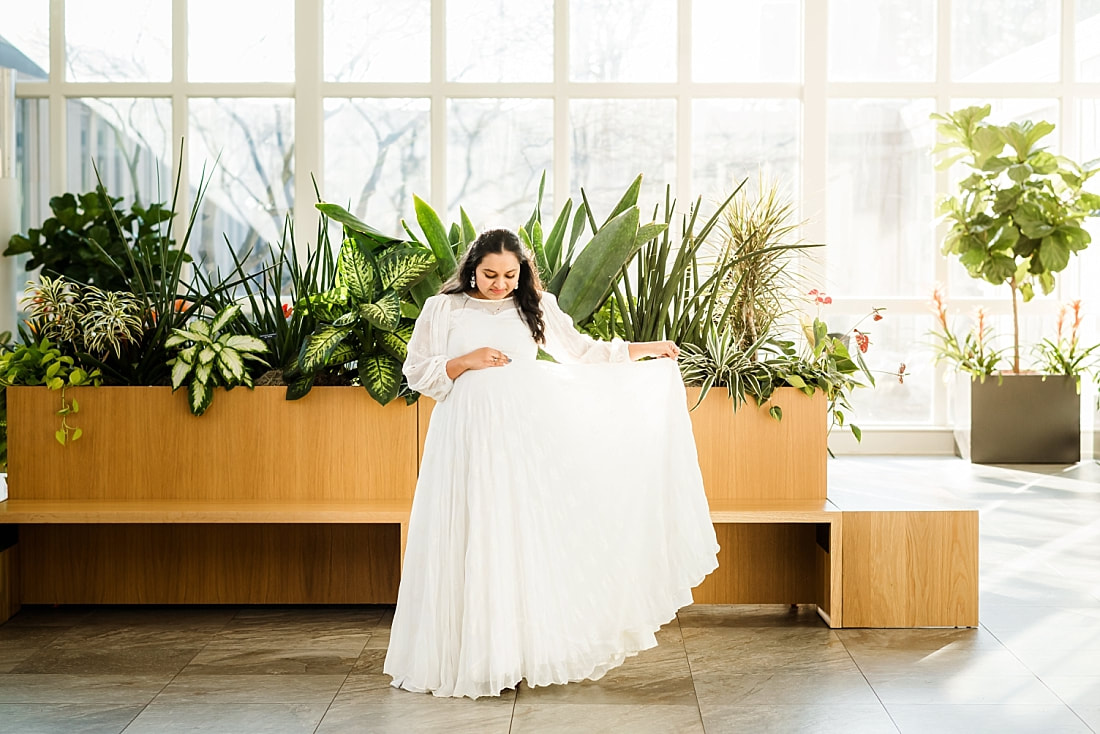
822, 296, 832, 305
282, 303, 293, 318
853, 329, 870, 353
873, 313, 883, 321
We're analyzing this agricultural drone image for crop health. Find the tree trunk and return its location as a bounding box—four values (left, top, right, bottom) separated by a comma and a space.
1010, 276, 1021, 373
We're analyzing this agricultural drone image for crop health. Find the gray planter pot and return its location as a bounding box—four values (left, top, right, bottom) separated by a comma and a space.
954, 374, 1081, 464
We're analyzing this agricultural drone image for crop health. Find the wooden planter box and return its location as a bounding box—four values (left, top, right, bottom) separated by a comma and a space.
687, 387, 827, 502
6, 386, 419, 502
5, 386, 418, 606
954, 374, 1080, 464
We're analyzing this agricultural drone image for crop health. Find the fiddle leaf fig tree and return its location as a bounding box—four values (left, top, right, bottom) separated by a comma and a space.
932, 105, 1100, 373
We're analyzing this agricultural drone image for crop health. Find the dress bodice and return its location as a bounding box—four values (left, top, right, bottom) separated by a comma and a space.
446, 295, 540, 362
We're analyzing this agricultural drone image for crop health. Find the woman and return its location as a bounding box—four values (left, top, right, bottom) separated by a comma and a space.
383, 228, 719, 699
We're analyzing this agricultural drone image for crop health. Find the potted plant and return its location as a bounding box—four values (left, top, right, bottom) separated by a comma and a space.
931, 105, 1100, 463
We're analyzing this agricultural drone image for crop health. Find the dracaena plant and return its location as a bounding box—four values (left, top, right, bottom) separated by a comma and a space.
165, 305, 269, 416
292, 224, 437, 405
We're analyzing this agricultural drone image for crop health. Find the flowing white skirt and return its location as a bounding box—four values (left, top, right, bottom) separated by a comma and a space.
383, 357, 720, 698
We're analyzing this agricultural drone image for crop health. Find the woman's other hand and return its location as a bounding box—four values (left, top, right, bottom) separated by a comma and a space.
629, 341, 681, 361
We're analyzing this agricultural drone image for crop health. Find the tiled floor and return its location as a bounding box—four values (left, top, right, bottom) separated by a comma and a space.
1, 457, 1099, 733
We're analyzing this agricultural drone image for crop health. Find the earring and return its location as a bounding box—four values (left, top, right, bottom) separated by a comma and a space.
469, 274, 475, 288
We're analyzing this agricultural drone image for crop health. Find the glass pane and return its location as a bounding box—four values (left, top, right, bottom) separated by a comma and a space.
188, 0, 294, 82
693, 0, 800, 82
692, 99, 800, 206
945, 99, 1059, 298
66, 0, 171, 82
828, 0, 934, 81
4, 0, 49, 80
1077, 100, 1100, 300
66, 99, 172, 205
952, 0, 1060, 82
1078, 0, 1100, 81
839, 314, 934, 425
324, 98, 429, 237
447, 99, 553, 228
827, 99, 936, 298
447, 0, 552, 82
570, 99, 676, 220
188, 99, 294, 276
571, 0, 677, 82
10, 99, 50, 320
324, 0, 429, 82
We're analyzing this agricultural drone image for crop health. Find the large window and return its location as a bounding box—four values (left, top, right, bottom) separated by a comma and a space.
8, 0, 1100, 434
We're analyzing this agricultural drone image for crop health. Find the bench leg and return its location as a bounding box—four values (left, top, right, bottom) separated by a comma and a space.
0, 527, 20, 624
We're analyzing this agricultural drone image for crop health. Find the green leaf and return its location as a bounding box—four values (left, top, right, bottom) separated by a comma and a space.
223, 334, 268, 353
851, 424, 863, 442
359, 352, 403, 405
336, 238, 377, 301
1038, 234, 1071, 273
210, 304, 241, 333
378, 246, 438, 294
71, 427, 83, 441
55, 429, 66, 446
459, 208, 478, 256
300, 325, 352, 373
71, 399, 79, 413
1007, 163, 1032, 182
216, 348, 245, 383
198, 346, 216, 365
285, 373, 315, 400
188, 377, 214, 416
602, 174, 642, 226
164, 332, 190, 349
557, 207, 641, 324
785, 374, 807, 389
379, 321, 415, 361
315, 202, 398, 244
768, 405, 783, 421
413, 194, 457, 280
359, 290, 402, 331
170, 358, 192, 390
45, 361, 61, 379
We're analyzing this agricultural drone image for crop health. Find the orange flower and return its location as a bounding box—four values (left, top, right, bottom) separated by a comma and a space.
282, 303, 293, 318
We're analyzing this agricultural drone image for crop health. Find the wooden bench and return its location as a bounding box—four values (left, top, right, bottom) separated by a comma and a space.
0, 386, 978, 629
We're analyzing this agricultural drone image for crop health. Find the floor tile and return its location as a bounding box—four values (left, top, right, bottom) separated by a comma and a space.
2, 606, 94, 627
691, 671, 880, 706
699, 703, 898, 734
333, 673, 517, 705
864, 674, 1062, 705
182, 645, 358, 675
1041, 676, 1100, 707
845, 646, 1033, 677
886, 704, 1091, 734
509, 703, 704, 734
11, 644, 201, 675
152, 673, 347, 704
0, 674, 171, 704
1071, 706, 1100, 731
124, 702, 328, 734
837, 627, 1004, 651
209, 627, 370, 654
682, 626, 860, 675
0, 703, 143, 734
317, 692, 514, 733
516, 651, 697, 705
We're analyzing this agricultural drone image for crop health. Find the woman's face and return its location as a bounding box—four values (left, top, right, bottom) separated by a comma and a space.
473, 251, 521, 300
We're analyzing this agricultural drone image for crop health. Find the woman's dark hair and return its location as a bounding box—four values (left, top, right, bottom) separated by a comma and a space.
440, 228, 546, 344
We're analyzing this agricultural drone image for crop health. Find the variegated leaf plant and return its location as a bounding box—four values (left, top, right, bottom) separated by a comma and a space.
165, 304, 269, 416
290, 229, 436, 406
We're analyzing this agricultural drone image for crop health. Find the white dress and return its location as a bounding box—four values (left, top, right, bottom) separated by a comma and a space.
383, 290, 720, 699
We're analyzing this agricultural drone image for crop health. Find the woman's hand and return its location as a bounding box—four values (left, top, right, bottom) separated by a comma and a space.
447, 347, 511, 379
629, 340, 681, 361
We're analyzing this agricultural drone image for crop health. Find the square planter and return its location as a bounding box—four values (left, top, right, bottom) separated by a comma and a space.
954, 374, 1081, 464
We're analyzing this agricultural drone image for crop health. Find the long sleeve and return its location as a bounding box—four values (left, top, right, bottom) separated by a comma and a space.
403, 294, 456, 402
540, 292, 631, 364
